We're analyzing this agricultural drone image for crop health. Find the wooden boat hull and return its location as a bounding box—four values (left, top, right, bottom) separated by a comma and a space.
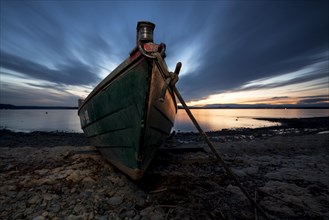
78, 52, 177, 180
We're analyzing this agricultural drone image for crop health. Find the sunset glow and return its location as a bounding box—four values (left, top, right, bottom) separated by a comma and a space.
186, 59, 329, 107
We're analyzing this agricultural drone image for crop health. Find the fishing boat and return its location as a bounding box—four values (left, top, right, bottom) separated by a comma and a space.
78, 21, 180, 180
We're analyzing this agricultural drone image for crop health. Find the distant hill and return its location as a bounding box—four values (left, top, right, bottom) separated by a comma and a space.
0, 104, 16, 109
0, 104, 78, 109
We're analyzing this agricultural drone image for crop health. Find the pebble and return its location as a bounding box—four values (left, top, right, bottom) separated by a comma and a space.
82, 176, 96, 185
49, 203, 61, 213
108, 196, 124, 206
32, 216, 45, 220
66, 170, 82, 182
67, 214, 86, 220
28, 195, 41, 205
43, 194, 53, 201
226, 184, 249, 202
73, 204, 86, 214
126, 209, 137, 218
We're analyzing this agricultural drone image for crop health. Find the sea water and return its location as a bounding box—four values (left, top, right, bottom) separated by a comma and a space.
0, 109, 328, 133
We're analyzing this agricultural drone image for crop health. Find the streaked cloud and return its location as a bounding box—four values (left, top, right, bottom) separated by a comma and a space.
1, 51, 100, 86
187, 59, 328, 107
241, 60, 328, 90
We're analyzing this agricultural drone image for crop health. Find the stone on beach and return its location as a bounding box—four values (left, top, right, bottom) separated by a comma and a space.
108, 196, 124, 206
66, 170, 83, 182
226, 184, 249, 202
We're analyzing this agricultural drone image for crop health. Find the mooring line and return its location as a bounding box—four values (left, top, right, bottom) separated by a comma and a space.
173, 85, 271, 220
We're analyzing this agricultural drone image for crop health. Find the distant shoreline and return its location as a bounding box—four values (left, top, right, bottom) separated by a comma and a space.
1, 105, 328, 110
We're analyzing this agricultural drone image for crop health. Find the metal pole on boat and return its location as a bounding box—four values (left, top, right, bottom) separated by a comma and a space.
171, 65, 270, 219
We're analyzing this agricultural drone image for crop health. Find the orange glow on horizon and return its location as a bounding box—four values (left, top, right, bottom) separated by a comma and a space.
185, 80, 328, 107
184, 60, 329, 107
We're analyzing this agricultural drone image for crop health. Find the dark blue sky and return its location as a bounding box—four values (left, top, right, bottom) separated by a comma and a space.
1, 1, 328, 106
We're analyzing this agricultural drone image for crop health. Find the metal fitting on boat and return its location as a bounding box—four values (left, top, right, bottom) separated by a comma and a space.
136, 21, 155, 44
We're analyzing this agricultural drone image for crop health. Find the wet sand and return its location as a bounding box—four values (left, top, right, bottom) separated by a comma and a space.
0, 117, 328, 219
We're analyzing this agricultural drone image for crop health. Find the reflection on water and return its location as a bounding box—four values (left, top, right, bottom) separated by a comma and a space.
174, 109, 329, 132
0, 108, 328, 132
174, 109, 277, 132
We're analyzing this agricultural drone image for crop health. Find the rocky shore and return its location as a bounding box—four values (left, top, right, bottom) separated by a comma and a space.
0, 117, 329, 219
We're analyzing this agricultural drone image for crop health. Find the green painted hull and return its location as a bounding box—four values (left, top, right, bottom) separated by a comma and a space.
78, 54, 177, 180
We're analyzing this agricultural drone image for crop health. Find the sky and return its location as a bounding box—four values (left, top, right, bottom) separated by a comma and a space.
0, 1, 328, 107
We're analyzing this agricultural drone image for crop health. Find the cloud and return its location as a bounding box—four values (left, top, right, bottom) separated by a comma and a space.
271, 96, 289, 100
240, 60, 328, 91
296, 95, 329, 106
1, 1, 119, 83
1, 51, 100, 86
297, 98, 329, 105
0, 80, 78, 106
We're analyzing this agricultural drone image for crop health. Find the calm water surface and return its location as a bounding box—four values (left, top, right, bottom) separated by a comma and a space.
175, 109, 329, 132
1, 109, 328, 133
0, 109, 81, 133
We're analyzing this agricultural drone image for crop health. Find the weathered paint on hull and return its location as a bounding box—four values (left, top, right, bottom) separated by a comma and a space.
78, 56, 177, 180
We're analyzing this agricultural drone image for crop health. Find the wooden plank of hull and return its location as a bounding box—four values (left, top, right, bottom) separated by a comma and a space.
78, 55, 177, 180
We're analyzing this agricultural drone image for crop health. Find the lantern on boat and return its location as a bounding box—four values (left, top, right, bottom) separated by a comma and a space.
136, 21, 155, 44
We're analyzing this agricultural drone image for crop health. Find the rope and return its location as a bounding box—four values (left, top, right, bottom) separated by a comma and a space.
173, 86, 271, 220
